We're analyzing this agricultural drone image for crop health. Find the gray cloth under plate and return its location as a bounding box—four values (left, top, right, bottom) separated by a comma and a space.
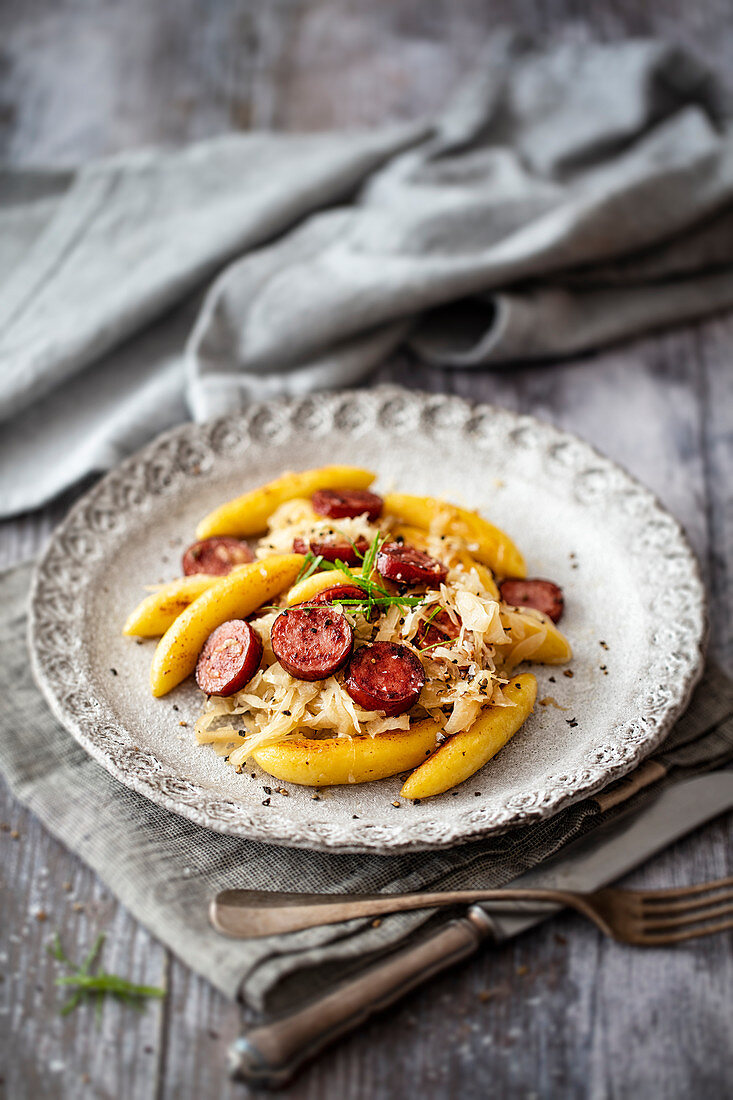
1, 562, 731, 1013
2, 35, 733, 517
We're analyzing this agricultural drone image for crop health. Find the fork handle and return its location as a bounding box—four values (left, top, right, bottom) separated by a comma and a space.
229, 908, 494, 1088
212, 886, 570, 938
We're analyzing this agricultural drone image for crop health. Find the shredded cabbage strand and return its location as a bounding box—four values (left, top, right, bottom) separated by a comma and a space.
194, 499, 552, 764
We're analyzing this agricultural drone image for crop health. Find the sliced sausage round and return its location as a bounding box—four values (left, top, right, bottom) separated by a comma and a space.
271, 606, 353, 681
376, 542, 448, 588
293, 534, 368, 566
499, 578, 564, 623
311, 584, 368, 606
195, 619, 263, 696
416, 609, 461, 648
311, 488, 384, 522
310, 584, 381, 622
183, 537, 254, 576
345, 642, 425, 717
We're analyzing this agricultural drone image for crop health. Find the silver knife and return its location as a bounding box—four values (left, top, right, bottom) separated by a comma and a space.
228, 771, 733, 1088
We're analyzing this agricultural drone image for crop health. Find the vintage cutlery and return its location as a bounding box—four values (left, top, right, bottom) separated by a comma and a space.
212, 875, 733, 945
225, 771, 733, 1087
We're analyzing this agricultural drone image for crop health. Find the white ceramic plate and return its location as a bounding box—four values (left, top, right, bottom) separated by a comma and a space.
29, 388, 706, 852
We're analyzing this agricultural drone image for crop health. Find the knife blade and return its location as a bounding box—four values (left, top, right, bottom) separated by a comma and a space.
229, 771, 733, 1088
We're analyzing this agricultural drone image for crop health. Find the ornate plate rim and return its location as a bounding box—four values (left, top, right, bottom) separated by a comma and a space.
28, 387, 707, 853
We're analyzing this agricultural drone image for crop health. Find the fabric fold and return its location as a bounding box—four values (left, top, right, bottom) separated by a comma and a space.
0, 123, 428, 423
2, 36, 733, 516
1, 562, 731, 1013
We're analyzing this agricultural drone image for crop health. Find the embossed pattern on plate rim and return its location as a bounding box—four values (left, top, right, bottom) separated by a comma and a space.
28, 387, 707, 853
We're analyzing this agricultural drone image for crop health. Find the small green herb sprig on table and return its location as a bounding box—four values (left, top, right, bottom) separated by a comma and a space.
48, 932, 165, 1017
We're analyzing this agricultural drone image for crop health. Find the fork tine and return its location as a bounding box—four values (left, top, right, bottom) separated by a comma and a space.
634, 917, 733, 946
642, 899, 733, 932
640, 888, 733, 916
635, 875, 733, 901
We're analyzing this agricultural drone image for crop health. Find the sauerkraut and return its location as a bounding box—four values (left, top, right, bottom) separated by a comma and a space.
195, 497, 557, 766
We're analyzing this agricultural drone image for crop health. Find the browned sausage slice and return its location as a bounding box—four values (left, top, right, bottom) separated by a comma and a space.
312, 488, 384, 522
310, 584, 384, 622
499, 578, 564, 623
271, 606, 353, 681
311, 583, 382, 622
183, 537, 254, 576
293, 535, 368, 565
311, 584, 367, 606
416, 609, 461, 648
376, 542, 448, 588
345, 642, 425, 716
195, 620, 263, 696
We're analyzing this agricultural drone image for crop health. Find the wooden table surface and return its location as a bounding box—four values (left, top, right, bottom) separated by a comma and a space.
1, 2, 731, 1097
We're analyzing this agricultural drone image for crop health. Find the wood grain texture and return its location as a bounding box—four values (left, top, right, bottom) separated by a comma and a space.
1, 0, 731, 1097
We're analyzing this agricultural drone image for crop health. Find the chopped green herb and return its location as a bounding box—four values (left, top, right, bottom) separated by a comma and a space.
294, 552, 325, 584
48, 933, 165, 1017
283, 536, 432, 616
418, 638, 456, 654
329, 596, 426, 609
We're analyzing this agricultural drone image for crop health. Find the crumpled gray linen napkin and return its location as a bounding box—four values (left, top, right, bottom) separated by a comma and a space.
2, 561, 732, 1014
2, 35, 733, 517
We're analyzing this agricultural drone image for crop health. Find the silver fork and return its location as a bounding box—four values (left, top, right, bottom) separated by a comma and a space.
211, 875, 733, 945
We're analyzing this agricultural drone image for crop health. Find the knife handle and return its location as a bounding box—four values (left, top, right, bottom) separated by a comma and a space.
228, 907, 494, 1089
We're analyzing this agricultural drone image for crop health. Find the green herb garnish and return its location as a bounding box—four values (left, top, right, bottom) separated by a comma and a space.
331, 535, 428, 616
422, 605, 443, 628
294, 553, 325, 584
326, 596, 426, 609
290, 536, 437, 617
48, 933, 165, 1018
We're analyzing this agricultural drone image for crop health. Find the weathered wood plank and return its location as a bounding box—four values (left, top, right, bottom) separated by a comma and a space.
0, 780, 168, 1100
0, 0, 731, 1097
697, 314, 733, 672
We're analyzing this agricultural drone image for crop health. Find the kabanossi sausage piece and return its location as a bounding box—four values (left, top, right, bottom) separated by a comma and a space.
416, 609, 461, 648
376, 542, 448, 588
183, 537, 255, 576
195, 619, 263, 696
499, 578, 565, 623
271, 606, 354, 681
310, 584, 381, 622
311, 583, 381, 621
292, 535, 368, 566
311, 584, 367, 606
311, 488, 384, 522
345, 641, 426, 716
